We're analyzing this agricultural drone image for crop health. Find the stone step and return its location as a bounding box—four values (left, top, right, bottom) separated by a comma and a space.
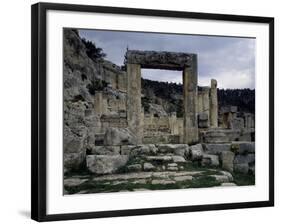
64, 169, 235, 194
87, 144, 190, 157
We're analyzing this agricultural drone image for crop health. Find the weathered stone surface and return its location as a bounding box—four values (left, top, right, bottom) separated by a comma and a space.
190, 144, 203, 160
64, 178, 88, 187
211, 173, 233, 183
112, 180, 128, 185
200, 129, 240, 143
231, 142, 255, 154
157, 144, 189, 156
64, 125, 87, 153
203, 143, 231, 155
183, 65, 199, 144
220, 171, 234, 181
127, 164, 142, 172
234, 154, 255, 164
120, 145, 136, 155
201, 154, 219, 167
232, 117, 244, 130
145, 156, 173, 162
126, 50, 193, 70
172, 156, 186, 163
126, 63, 143, 144
86, 155, 129, 174
143, 162, 155, 171
234, 163, 249, 174
167, 163, 178, 167
89, 146, 120, 155
104, 127, 137, 146
174, 175, 193, 181
132, 179, 147, 184
147, 103, 167, 117
221, 151, 235, 172
239, 129, 253, 141
167, 166, 178, 171
151, 179, 176, 185
93, 172, 153, 181
130, 144, 158, 156
198, 112, 209, 128
221, 106, 238, 113
64, 151, 85, 173
210, 79, 218, 128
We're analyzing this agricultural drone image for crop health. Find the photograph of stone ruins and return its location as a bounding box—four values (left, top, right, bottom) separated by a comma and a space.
63, 28, 255, 194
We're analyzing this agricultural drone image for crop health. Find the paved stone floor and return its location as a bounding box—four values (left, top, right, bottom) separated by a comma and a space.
64, 169, 237, 194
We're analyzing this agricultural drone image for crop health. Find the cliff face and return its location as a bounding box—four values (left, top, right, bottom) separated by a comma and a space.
63, 29, 127, 173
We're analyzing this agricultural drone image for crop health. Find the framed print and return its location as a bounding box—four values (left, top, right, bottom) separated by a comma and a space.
31, 2, 274, 222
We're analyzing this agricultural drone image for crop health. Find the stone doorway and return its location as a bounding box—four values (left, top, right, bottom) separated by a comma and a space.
125, 50, 199, 144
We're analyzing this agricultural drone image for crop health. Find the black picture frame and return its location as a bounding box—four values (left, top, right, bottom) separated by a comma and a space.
31, 2, 274, 222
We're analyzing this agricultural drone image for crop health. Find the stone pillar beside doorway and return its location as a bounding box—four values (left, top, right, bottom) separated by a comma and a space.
126, 63, 143, 144
210, 79, 218, 128
183, 56, 199, 144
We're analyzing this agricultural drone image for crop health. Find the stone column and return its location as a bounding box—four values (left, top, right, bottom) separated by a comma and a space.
94, 91, 104, 115
210, 79, 218, 128
183, 56, 198, 144
202, 87, 210, 127
126, 63, 143, 144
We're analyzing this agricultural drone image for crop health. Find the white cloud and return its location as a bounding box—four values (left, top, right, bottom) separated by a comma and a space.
79, 29, 255, 89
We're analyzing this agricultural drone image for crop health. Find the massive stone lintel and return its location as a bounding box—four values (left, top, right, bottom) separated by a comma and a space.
125, 50, 194, 71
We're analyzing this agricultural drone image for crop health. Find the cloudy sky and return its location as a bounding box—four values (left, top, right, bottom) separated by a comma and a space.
79, 29, 255, 89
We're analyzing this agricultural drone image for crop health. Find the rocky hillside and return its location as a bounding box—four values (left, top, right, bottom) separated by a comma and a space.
141, 79, 255, 116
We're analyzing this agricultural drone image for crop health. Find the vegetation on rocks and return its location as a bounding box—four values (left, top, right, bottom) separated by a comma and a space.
81, 38, 106, 61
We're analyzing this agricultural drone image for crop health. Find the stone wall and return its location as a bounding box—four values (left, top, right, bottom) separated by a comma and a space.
85, 142, 255, 175
143, 113, 184, 143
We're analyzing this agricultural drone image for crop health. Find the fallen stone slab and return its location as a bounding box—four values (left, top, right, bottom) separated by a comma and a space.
190, 144, 204, 161
145, 156, 173, 162
104, 127, 137, 146
64, 178, 88, 187
220, 182, 237, 187
167, 166, 178, 171
203, 143, 231, 155
211, 175, 231, 183
143, 162, 156, 171
127, 164, 142, 172
93, 172, 153, 181
231, 142, 255, 154
86, 155, 129, 174
151, 179, 176, 185
220, 171, 234, 182
234, 154, 255, 164
201, 154, 219, 167
130, 144, 158, 156
174, 175, 193, 182
157, 144, 189, 156
172, 155, 186, 163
